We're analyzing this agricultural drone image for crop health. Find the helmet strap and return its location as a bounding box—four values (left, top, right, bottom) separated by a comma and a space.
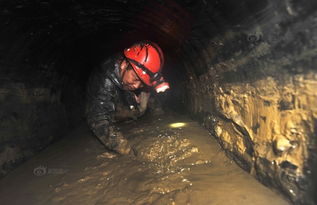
125, 57, 164, 85
125, 58, 156, 77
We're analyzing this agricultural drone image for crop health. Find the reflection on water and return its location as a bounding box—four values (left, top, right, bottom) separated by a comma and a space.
169, 122, 187, 128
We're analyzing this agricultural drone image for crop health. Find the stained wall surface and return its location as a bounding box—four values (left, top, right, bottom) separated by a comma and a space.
183, 1, 317, 204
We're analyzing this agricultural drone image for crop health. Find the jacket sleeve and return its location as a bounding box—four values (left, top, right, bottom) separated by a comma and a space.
85, 67, 116, 139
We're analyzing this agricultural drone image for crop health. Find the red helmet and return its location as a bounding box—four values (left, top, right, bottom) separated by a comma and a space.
124, 41, 170, 93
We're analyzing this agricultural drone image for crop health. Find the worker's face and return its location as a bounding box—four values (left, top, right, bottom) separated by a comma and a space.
121, 61, 144, 91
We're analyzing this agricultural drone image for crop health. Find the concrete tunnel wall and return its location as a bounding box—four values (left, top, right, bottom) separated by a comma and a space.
0, 0, 316, 204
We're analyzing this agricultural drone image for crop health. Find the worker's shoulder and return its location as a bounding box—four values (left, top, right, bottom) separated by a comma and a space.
87, 53, 123, 91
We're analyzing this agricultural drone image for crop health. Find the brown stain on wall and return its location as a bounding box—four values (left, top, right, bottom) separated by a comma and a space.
184, 3, 317, 201
187, 68, 317, 202
215, 73, 316, 168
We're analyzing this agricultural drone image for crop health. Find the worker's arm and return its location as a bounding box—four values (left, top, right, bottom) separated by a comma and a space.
114, 89, 150, 122
86, 72, 131, 154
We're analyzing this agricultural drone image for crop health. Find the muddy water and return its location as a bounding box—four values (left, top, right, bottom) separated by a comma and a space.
0, 113, 289, 205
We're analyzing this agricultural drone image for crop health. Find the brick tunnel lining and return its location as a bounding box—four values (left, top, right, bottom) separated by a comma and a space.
0, 0, 317, 204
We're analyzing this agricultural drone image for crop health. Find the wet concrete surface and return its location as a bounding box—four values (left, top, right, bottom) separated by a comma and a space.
0, 113, 290, 205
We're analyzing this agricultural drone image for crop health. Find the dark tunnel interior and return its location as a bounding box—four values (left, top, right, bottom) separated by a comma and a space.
1, 0, 317, 204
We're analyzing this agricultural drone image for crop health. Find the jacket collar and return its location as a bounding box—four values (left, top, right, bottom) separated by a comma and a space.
105, 54, 124, 89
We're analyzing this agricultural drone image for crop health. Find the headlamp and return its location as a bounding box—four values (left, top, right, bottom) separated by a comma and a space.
154, 81, 170, 93
152, 75, 170, 93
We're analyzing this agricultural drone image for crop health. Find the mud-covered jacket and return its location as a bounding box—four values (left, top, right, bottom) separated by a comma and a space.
85, 54, 139, 138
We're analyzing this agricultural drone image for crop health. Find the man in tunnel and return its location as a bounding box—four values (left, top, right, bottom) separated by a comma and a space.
85, 41, 170, 155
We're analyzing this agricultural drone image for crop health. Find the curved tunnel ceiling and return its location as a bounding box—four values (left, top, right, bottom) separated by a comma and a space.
0, 0, 275, 83
0, 0, 193, 82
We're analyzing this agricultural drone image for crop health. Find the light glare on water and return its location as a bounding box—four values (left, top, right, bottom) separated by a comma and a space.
169, 122, 187, 128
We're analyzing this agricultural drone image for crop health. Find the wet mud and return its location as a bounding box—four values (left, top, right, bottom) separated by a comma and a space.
0, 113, 289, 205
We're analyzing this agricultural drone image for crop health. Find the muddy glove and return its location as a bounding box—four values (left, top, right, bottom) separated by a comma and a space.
107, 126, 131, 155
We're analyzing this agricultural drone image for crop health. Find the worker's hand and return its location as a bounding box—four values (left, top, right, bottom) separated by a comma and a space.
113, 132, 131, 155
108, 127, 131, 155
